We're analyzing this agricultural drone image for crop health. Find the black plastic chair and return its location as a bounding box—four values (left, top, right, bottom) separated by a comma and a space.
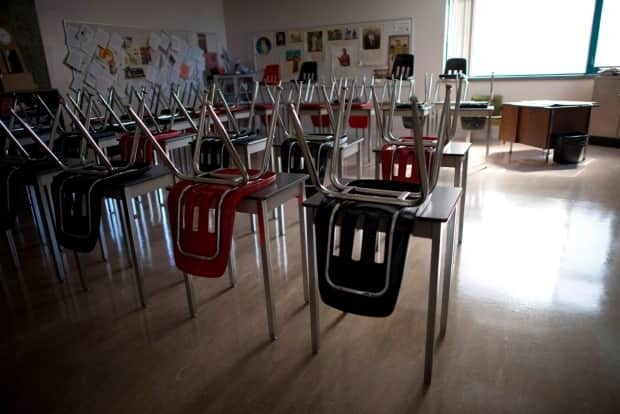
298, 61, 318, 82
440, 58, 467, 79
391, 54, 414, 79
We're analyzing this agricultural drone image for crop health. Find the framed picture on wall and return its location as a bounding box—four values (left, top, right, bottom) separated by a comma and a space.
388, 34, 410, 72
275, 32, 286, 46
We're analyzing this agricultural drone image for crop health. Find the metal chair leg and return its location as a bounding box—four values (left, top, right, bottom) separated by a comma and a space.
183, 272, 197, 318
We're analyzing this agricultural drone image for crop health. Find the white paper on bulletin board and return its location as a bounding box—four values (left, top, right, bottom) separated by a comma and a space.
62, 19, 220, 98
251, 17, 413, 81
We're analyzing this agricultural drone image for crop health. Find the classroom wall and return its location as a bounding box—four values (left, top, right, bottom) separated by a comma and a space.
223, 0, 594, 103
223, 0, 447, 85
34, 0, 228, 94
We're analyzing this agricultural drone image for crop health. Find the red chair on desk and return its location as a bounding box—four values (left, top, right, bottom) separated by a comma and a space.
375, 77, 462, 183
257, 65, 281, 125
128, 86, 283, 319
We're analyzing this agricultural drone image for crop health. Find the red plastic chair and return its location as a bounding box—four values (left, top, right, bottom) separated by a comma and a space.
168, 168, 276, 277
119, 129, 184, 164
262, 64, 281, 85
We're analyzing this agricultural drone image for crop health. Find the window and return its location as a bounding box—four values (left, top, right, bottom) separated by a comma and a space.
592, 0, 620, 69
446, 0, 619, 77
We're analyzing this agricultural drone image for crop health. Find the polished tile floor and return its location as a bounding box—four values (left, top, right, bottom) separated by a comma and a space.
2, 142, 620, 413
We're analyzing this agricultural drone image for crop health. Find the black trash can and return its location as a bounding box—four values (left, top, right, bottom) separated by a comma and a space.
553, 134, 588, 164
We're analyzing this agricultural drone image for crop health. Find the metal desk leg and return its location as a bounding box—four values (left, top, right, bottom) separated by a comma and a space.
459, 152, 468, 244
374, 151, 381, 179
424, 222, 442, 385
485, 110, 492, 159
228, 239, 237, 287
297, 184, 309, 304
306, 208, 320, 353
440, 210, 456, 337
246, 147, 257, 233
99, 223, 109, 262
257, 200, 277, 340
27, 186, 47, 247
116, 199, 133, 267
74, 251, 88, 291
120, 195, 147, 308
5, 229, 20, 270
183, 272, 197, 318
367, 112, 372, 163
356, 141, 362, 179
34, 182, 65, 282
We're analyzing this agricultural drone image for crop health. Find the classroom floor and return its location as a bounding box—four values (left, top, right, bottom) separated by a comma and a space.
2, 141, 620, 413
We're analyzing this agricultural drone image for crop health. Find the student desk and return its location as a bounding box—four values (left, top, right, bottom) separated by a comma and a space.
373, 141, 471, 244
303, 185, 462, 384
182, 173, 309, 341
499, 100, 597, 161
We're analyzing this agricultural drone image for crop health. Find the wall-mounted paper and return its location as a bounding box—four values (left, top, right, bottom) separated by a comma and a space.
108, 32, 123, 51
159, 32, 170, 51
84, 72, 97, 87
66, 49, 86, 71
331, 45, 359, 78
70, 72, 84, 92
94, 29, 109, 48
66, 25, 81, 49
360, 25, 386, 66
148, 32, 161, 51
170, 35, 183, 52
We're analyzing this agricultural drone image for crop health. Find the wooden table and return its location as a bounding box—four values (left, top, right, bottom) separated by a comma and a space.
499, 100, 597, 161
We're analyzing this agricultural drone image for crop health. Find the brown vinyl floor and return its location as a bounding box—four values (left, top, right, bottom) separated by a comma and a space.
1, 142, 620, 413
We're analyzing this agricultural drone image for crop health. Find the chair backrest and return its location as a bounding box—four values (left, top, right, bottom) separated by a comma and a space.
391, 54, 414, 79
299, 61, 318, 82
444, 58, 467, 76
262, 64, 281, 85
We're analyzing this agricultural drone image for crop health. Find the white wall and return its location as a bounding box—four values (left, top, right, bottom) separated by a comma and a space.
223, 0, 594, 103
35, 0, 228, 94
223, 0, 447, 85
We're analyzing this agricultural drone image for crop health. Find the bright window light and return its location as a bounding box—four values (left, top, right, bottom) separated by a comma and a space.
594, 0, 620, 68
469, 0, 596, 76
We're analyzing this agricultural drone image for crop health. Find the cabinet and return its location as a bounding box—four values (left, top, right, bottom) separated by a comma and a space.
590, 76, 620, 139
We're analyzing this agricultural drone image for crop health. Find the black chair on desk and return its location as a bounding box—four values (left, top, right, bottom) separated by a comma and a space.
290, 81, 458, 384
391, 53, 415, 105
298, 61, 318, 82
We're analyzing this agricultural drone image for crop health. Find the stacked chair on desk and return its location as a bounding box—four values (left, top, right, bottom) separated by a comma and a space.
128, 86, 282, 318
378, 77, 463, 183
280, 81, 354, 197
11, 99, 153, 291
288, 81, 454, 360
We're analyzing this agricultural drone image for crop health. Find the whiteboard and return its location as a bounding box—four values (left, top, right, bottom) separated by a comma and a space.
252, 17, 413, 82
62, 20, 219, 101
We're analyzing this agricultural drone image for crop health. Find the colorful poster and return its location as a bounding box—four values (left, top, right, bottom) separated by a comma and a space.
344, 27, 358, 40
331, 45, 358, 78
285, 49, 302, 79
275, 32, 286, 46
256, 36, 272, 55
306, 31, 323, 52
388, 35, 410, 73
360, 25, 386, 66
287, 31, 303, 44
328, 29, 343, 41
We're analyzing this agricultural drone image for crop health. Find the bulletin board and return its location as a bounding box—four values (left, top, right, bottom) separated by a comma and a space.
252, 18, 413, 82
62, 20, 220, 101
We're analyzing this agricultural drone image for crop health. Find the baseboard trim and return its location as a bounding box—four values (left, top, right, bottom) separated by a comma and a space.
590, 136, 620, 148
